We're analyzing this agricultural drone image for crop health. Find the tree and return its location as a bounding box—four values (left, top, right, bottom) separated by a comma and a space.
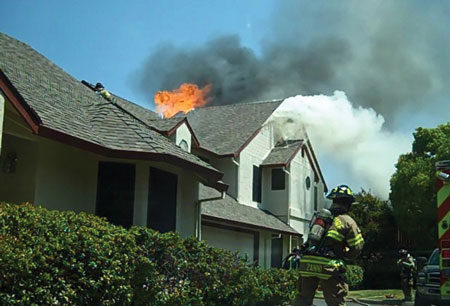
390, 123, 450, 250
349, 189, 398, 252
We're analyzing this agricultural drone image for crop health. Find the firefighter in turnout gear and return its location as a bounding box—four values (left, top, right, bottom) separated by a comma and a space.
397, 249, 416, 301
294, 185, 364, 306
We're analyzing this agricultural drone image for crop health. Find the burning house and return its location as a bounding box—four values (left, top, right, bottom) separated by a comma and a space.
0, 33, 327, 268
0, 33, 226, 238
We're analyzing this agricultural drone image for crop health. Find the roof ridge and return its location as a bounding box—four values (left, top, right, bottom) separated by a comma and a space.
192, 99, 284, 111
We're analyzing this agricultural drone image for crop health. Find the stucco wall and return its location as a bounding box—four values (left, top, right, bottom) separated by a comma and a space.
261, 167, 289, 219
177, 170, 199, 237
202, 224, 255, 261
288, 147, 326, 236
34, 137, 98, 214
0, 133, 37, 204
1, 127, 200, 238
210, 157, 238, 199
238, 124, 273, 207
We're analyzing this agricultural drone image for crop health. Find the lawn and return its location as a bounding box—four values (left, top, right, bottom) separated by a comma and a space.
316, 289, 409, 301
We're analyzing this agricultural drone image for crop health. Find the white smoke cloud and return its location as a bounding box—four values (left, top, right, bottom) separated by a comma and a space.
269, 91, 412, 199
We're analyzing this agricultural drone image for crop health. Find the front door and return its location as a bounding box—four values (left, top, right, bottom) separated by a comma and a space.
271, 235, 283, 268
147, 167, 178, 233
95, 162, 135, 228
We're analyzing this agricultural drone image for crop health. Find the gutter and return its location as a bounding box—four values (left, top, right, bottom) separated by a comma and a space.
195, 191, 226, 240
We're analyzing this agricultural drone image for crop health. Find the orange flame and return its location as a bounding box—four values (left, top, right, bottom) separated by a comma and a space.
154, 83, 212, 118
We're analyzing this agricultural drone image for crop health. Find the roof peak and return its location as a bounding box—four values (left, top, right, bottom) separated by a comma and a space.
192, 98, 284, 111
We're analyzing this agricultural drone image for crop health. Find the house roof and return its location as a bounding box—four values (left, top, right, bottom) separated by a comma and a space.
200, 185, 301, 236
261, 140, 304, 167
110, 93, 188, 134
187, 100, 283, 156
0, 32, 225, 191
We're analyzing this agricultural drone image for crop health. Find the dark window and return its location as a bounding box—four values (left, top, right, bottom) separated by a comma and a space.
96, 162, 135, 228
306, 176, 311, 190
314, 186, 318, 211
271, 235, 283, 268
148, 167, 178, 233
271, 168, 285, 190
252, 165, 262, 202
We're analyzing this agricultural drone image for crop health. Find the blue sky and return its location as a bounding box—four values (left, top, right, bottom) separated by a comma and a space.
0, 0, 271, 109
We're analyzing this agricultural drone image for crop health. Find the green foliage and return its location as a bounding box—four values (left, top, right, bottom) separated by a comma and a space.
390, 123, 450, 249
0, 202, 138, 305
349, 190, 398, 252
344, 265, 364, 290
131, 226, 299, 305
0, 202, 300, 305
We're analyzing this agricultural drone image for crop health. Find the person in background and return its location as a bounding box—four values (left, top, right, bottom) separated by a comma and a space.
397, 248, 416, 301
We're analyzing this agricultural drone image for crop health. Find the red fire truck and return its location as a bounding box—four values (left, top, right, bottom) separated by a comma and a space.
436, 160, 450, 300
415, 160, 450, 306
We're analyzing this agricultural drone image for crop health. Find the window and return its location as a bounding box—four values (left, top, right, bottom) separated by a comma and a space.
148, 167, 178, 233
96, 162, 135, 228
314, 186, 318, 211
271, 168, 285, 190
252, 165, 262, 202
305, 176, 311, 190
178, 139, 189, 151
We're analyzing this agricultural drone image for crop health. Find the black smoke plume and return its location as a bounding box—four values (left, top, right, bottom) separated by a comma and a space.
138, 0, 449, 126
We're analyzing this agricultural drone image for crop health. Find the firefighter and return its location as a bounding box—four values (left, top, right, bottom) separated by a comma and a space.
293, 185, 364, 306
397, 248, 416, 301
95, 82, 112, 101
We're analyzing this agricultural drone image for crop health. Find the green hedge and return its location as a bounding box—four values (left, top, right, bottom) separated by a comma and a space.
0, 202, 365, 305
131, 226, 299, 305
0, 203, 299, 305
0, 202, 138, 305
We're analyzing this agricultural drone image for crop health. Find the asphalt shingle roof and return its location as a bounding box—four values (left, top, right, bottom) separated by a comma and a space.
187, 100, 283, 156
200, 185, 300, 236
0, 32, 222, 184
262, 140, 303, 167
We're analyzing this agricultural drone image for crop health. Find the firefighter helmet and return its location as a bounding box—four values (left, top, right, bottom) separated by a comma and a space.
327, 185, 355, 202
399, 249, 408, 257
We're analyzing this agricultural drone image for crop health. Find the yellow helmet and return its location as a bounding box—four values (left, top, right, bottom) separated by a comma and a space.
327, 185, 355, 201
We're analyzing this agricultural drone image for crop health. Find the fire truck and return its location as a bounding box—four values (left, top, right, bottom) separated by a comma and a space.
415, 160, 450, 305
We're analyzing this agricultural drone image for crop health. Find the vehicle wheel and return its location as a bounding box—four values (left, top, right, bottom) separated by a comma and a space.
414, 291, 430, 306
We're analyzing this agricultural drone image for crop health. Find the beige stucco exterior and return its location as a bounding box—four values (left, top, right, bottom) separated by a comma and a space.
0, 98, 201, 238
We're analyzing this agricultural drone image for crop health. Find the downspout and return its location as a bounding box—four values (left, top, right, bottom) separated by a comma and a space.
284, 166, 292, 253
232, 156, 240, 202
0, 92, 4, 156
196, 191, 226, 240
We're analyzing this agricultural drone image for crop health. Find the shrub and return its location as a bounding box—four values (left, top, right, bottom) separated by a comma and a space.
0, 203, 299, 305
0, 202, 139, 305
344, 265, 364, 290
131, 226, 299, 305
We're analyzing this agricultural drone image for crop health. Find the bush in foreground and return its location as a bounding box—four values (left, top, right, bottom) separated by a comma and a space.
0, 202, 138, 305
0, 203, 298, 305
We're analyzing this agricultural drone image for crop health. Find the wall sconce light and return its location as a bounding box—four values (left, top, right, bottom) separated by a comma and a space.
2, 152, 18, 173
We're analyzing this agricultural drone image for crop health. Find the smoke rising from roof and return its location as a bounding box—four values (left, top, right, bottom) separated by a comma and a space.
270, 91, 411, 198
138, 0, 449, 126
136, 0, 448, 196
